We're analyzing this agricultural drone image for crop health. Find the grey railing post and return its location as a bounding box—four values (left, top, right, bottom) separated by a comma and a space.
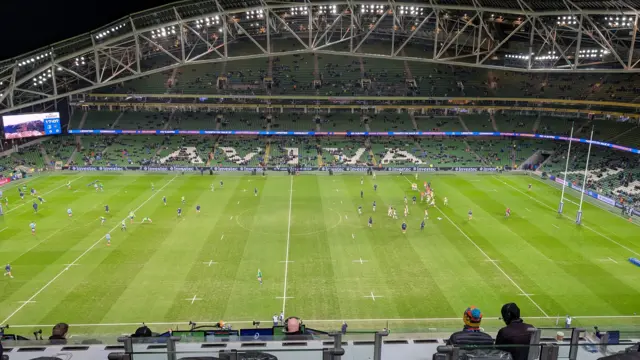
167, 336, 180, 360
328, 331, 345, 359
527, 328, 541, 360
568, 328, 583, 360
539, 343, 559, 360
599, 332, 610, 355
373, 330, 389, 360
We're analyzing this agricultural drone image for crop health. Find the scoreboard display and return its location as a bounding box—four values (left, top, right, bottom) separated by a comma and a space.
2, 112, 62, 139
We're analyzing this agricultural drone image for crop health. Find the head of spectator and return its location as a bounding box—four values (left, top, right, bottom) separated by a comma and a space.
131, 325, 153, 338
49, 322, 69, 344
283, 317, 311, 340
496, 303, 535, 360
447, 307, 494, 346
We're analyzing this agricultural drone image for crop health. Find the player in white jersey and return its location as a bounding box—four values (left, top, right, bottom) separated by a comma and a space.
388, 206, 393, 217
67, 208, 73, 217
210, 183, 215, 192
121, 220, 127, 231
404, 207, 408, 217
100, 216, 106, 225
372, 172, 376, 180
443, 197, 448, 206
360, 177, 364, 185
424, 209, 429, 219
358, 206, 362, 215
392, 208, 398, 219
30, 222, 36, 235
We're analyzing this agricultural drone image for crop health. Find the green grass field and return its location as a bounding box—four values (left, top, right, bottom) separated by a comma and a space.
0, 172, 639, 337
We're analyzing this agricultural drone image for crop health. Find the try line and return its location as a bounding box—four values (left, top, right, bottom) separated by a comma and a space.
7, 314, 640, 328
1, 174, 179, 324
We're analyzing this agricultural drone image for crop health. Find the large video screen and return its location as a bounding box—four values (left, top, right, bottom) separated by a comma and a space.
2, 112, 62, 139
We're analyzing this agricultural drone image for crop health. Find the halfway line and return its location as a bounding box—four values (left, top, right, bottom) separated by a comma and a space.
281, 175, 294, 315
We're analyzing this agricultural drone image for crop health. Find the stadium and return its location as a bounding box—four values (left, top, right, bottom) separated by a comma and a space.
0, 0, 639, 359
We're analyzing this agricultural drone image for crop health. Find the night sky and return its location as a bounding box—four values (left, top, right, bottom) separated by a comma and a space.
0, 0, 175, 61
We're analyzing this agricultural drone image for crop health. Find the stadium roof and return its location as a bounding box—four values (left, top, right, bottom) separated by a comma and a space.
0, 0, 639, 113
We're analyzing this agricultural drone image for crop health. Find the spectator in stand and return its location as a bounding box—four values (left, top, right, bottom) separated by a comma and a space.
447, 306, 494, 346
496, 303, 535, 360
49, 322, 69, 344
283, 317, 311, 340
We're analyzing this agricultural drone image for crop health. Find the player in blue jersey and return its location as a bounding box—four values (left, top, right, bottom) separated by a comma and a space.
372, 201, 376, 212
360, 190, 364, 199
30, 222, 36, 235
254, 188, 258, 197
368, 216, 373, 228
37, 196, 45, 204
105, 204, 109, 213
412, 196, 417, 205
374, 184, 377, 192
177, 208, 182, 217
106, 233, 111, 246
67, 208, 73, 217
401, 221, 407, 234
32, 201, 38, 213
19, 190, 24, 200
100, 216, 106, 225
121, 220, 127, 231
30, 188, 36, 196
4, 264, 13, 278
196, 205, 201, 213
162, 196, 167, 206
420, 220, 425, 231
468, 209, 473, 220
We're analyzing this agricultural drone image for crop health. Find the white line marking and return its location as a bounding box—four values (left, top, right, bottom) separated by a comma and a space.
203, 260, 217, 267
484, 259, 500, 262
608, 257, 618, 264
352, 233, 355, 239
0, 227, 7, 233
279, 260, 294, 263
5, 176, 84, 214
525, 208, 531, 212
63, 264, 80, 267
353, 258, 368, 264
497, 176, 640, 257
403, 174, 548, 317
230, 216, 233, 220
552, 224, 560, 229
1, 174, 178, 324
276, 297, 294, 299
185, 295, 202, 304
436, 207, 549, 316
220, 234, 224, 240
517, 294, 535, 296
17, 301, 36, 304
282, 175, 294, 315
364, 292, 383, 301
9, 314, 640, 328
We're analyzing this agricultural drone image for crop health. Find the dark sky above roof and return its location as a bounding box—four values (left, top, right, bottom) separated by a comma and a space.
0, 0, 175, 61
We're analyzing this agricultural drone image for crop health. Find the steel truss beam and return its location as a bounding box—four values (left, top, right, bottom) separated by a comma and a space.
1, 0, 640, 114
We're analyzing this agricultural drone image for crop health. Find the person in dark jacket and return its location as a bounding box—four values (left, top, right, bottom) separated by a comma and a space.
448, 306, 494, 346
496, 303, 535, 360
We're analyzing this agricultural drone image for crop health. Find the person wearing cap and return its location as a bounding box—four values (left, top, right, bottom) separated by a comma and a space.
496, 303, 535, 360
447, 306, 494, 346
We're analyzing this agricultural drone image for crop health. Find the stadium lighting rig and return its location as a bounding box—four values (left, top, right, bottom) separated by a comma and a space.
74, 57, 86, 66
361, 4, 385, 14
32, 69, 53, 86
578, 49, 609, 58
18, 52, 52, 67
557, 16, 578, 26
95, 23, 127, 39
605, 16, 635, 28
290, 7, 308, 16
151, 26, 177, 39
317, 5, 337, 15
245, 10, 264, 20
398, 6, 425, 16
195, 16, 221, 29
